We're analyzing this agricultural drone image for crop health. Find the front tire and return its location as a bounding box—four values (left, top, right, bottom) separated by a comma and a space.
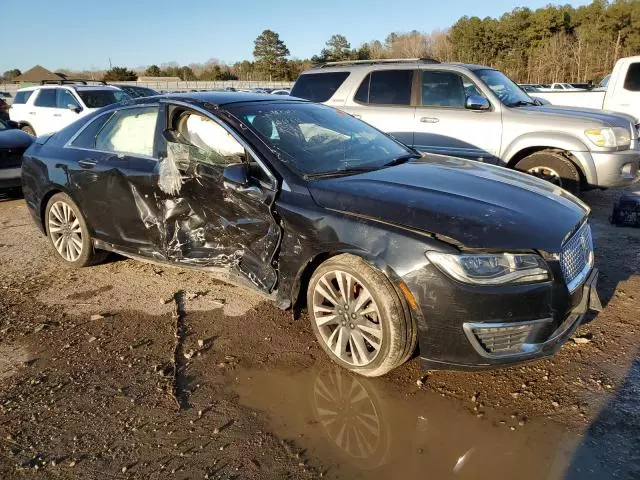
515, 151, 581, 194
307, 254, 416, 377
45, 193, 105, 267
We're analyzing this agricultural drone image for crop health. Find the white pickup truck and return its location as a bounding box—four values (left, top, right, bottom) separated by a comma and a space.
535, 56, 640, 122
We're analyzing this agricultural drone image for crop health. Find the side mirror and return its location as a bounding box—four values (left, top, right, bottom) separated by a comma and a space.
222, 163, 249, 187
465, 95, 490, 111
162, 128, 182, 144
68, 104, 82, 113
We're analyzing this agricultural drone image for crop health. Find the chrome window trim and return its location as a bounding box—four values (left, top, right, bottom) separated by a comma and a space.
165, 100, 278, 189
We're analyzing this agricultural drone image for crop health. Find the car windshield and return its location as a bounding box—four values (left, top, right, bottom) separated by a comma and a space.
77, 89, 130, 109
599, 74, 611, 88
227, 102, 414, 178
476, 69, 536, 107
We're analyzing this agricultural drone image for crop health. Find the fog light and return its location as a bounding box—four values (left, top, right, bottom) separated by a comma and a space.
621, 162, 634, 176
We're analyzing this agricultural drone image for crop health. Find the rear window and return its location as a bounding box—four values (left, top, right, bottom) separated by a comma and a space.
77, 89, 130, 109
34, 89, 58, 108
353, 70, 413, 105
13, 90, 34, 104
290, 72, 350, 102
623, 63, 640, 91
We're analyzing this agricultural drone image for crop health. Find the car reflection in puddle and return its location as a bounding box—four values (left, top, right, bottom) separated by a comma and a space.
233, 364, 580, 479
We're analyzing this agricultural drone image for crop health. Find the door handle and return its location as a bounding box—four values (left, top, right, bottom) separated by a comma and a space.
420, 117, 439, 123
78, 159, 97, 169
53, 114, 62, 117
28, 112, 36, 115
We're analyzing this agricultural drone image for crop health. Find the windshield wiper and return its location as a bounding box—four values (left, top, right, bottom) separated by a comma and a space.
382, 152, 422, 167
304, 167, 377, 180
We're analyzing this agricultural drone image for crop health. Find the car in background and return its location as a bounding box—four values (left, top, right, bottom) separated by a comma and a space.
22, 92, 601, 376
0, 118, 33, 194
519, 84, 542, 93
271, 89, 290, 95
534, 56, 640, 122
291, 59, 639, 193
10, 81, 130, 136
251, 88, 273, 94
114, 84, 159, 98
538, 83, 585, 92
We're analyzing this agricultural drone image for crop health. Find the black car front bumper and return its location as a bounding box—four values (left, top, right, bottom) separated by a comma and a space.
405, 264, 601, 371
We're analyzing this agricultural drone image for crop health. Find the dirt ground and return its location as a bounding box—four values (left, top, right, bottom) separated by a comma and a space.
0, 185, 639, 479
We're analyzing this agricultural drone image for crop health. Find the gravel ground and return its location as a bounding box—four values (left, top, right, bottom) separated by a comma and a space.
0, 185, 638, 479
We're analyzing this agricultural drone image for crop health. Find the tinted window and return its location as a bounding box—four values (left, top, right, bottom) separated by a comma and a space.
95, 106, 159, 156
77, 89, 129, 109
421, 71, 467, 108
365, 70, 413, 105
70, 112, 115, 149
290, 72, 350, 102
13, 91, 34, 104
57, 89, 80, 109
34, 89, 58, 108
623, 63, 640, 91
229, 102, 411, 176
354, 74, 370, 103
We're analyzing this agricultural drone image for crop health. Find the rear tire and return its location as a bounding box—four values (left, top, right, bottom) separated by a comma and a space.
515, 151, 581, 194
307, 254, 416, 377
45, 193, 106, 267
20, 125, 36, 136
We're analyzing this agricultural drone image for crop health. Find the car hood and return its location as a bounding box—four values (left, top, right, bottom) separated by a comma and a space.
0, 129, 33, 150
519, 105, 636, 129
308, 155, 589, 253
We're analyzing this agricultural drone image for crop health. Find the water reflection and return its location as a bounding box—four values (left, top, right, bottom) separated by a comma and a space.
234, 364, 579, 480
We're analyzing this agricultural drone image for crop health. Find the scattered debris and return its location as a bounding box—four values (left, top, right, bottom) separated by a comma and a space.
90, 314, 105, 321
572, 333, 593, 345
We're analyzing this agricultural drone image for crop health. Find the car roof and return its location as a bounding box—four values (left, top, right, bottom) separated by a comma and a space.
17, 84, 121, 92
157, 91, 306, 106
301, 61, 494, 74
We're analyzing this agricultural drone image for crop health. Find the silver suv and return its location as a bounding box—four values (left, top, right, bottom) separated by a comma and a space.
291, 59, 640, 193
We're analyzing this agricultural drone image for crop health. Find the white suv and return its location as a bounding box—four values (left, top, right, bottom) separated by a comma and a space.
10, 82, 129, 136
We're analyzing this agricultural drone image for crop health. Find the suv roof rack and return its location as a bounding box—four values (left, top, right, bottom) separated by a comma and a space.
40, 79, 107, 86
318, 58, 440, 68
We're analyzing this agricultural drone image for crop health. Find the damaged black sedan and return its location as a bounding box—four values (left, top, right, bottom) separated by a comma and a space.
22, 92, 601, 376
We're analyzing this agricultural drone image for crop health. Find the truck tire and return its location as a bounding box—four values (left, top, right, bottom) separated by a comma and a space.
21, 125, 36, 136
307, 254, 417, 377
515, 151, 581, 194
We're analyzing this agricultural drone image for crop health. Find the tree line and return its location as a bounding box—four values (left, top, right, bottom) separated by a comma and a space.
4, 0, 639, 84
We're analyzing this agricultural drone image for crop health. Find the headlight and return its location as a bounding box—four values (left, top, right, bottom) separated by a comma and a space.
426, 252, 550, 285
584, 127, 631, 149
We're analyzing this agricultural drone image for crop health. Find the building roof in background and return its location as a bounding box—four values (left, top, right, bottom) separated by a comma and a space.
12, 65, 66, 83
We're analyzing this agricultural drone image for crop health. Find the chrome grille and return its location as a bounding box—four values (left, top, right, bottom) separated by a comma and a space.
560, 223, 594, 293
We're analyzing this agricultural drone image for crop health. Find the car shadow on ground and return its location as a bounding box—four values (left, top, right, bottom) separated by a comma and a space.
565, 353, 640, 480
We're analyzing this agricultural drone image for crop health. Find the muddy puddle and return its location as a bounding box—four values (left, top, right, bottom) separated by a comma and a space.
233, 364, 591, 480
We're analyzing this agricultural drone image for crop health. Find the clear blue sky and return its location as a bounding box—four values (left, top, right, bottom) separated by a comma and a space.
1, 0, 591, 72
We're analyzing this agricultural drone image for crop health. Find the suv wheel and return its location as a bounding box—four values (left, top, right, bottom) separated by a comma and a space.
515, 151, 581, 194
45, 193, 106, 267
307, 254, 416, 377
21, 125, 36, 136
